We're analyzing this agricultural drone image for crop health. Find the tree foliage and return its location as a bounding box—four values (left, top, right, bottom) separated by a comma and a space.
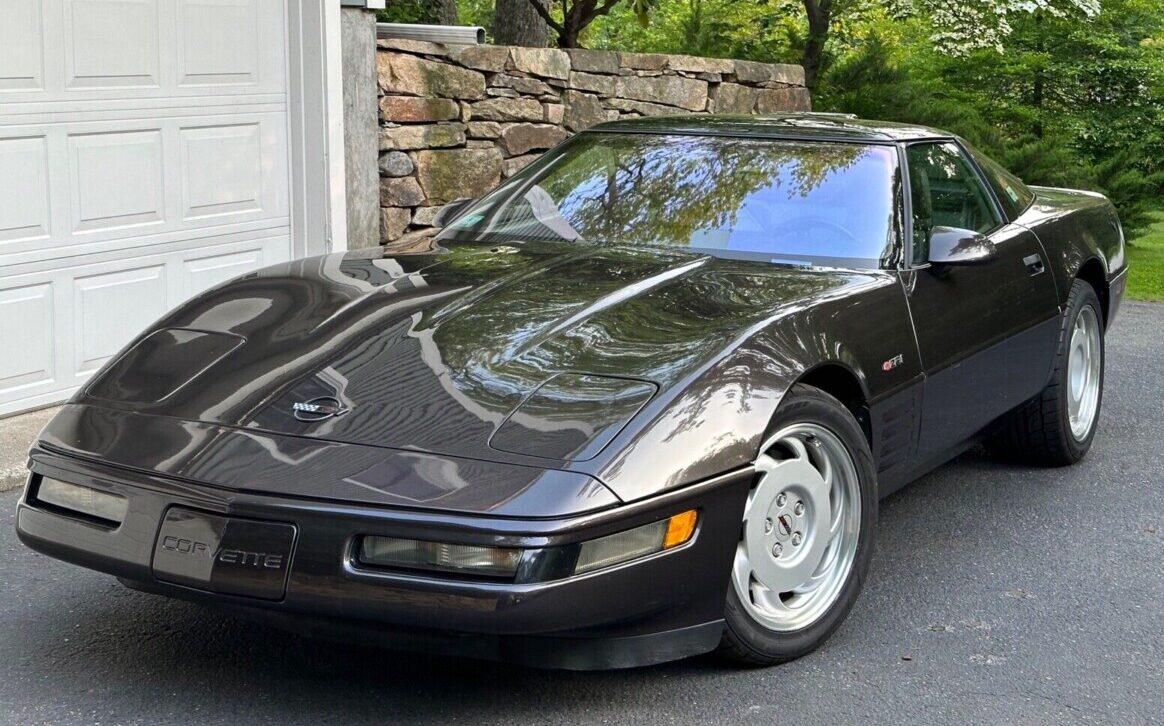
378, 0, 457, 24
572, 0, 1163, 233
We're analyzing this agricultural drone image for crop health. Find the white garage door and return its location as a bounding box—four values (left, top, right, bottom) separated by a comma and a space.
0, 0, 295, 416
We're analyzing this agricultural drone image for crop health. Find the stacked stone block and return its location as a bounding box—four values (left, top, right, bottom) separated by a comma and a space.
377, 39, 810, 241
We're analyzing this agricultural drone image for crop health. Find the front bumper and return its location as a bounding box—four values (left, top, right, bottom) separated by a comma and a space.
15, 450, 751, 669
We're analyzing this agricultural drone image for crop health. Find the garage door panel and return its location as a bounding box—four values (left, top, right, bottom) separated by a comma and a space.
69, 128, 165, 233
180, 123, 263, 219
0, 231, 287, 414
0, 0, 291, 415
0, 282, 55, 393
179, 244, 267, 300
177, 0, 261, 87
0, 136, 52, 245
0, 0, 283, 104
1, 112, 287, 265
0, 0, 46, 92
73, 263, 167, 375
64, 0, 161, 90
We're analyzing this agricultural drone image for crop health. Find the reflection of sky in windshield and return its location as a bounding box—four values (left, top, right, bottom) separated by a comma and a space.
444, 134, 898, 268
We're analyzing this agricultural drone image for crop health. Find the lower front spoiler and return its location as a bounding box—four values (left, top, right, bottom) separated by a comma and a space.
16, 452, 752, 670
122, 576, 724, 670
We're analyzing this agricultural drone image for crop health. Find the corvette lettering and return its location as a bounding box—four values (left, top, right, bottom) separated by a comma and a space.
160, 536, 284, 569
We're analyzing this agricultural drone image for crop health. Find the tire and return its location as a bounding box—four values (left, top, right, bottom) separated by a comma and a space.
718, 383, 877, 666
988, 279, 1104, 466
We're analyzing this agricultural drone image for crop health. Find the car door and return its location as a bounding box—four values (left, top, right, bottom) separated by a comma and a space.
901, 141, 1060, 461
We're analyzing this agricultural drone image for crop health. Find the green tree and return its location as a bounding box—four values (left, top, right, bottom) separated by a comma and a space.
814, 0, 1164, 232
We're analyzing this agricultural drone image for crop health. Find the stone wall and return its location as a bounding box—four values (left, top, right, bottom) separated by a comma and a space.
376, 39, 810, 242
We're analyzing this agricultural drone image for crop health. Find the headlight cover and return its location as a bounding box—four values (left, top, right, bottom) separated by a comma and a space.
358, 536, 522, 578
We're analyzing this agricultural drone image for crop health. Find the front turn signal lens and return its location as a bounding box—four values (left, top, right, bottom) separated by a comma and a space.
664, 509, 698, 548
573, 510, 699, 575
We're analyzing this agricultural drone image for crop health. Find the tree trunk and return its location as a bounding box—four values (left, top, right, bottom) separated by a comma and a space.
683, 0, 703, 51
433, 0, 458, 24
559, 22, 581, 48
801, 0, 833, 90
494, 0, 550, 47
559, 0, 582, 48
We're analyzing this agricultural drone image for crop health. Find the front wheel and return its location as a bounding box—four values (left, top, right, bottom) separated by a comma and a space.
719, 384, 877, 665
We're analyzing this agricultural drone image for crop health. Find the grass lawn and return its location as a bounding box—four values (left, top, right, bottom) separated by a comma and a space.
1127, 212, 1164, 301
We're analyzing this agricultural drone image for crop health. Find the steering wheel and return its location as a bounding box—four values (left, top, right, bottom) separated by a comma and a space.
771, 217, 861, 249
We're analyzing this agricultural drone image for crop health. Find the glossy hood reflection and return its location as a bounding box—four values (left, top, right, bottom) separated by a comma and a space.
77, 238, 876, 474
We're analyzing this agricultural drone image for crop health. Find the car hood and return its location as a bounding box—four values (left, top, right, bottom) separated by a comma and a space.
78, 239, 868, 470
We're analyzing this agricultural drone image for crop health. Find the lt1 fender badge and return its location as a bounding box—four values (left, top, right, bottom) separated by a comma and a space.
882, 354, 904, 372
292, 396, 350, 422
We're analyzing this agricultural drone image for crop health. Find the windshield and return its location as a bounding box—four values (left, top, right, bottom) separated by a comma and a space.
439, 133, 899, 268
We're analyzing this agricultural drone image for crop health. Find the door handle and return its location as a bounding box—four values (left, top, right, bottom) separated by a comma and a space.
1023, 254, 1045, 276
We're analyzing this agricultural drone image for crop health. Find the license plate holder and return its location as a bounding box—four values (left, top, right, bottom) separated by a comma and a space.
152, 508, 296, 601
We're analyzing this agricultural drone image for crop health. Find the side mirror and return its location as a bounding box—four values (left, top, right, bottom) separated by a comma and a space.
927, 226, 996, 265
432, 197, 476, 228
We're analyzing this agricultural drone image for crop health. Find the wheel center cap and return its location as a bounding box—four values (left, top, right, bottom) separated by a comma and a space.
746, 458, 832, 592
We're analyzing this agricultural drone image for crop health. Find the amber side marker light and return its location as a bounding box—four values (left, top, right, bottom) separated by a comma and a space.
664, 509, 699, 548
573, 509, 699, 575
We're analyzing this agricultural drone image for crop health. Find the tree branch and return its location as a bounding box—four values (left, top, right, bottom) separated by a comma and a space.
590, 0, 623, 20
523, 0, 564, 33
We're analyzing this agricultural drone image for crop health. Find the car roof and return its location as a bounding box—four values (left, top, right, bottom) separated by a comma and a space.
588, 113, 954, 143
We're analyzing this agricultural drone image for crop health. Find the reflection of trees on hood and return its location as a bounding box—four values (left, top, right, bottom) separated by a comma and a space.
540, 136, 870, 247
408, 241, 851, 426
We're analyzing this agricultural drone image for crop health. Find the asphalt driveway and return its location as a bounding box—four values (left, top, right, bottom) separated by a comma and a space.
2, 302, 1161, 725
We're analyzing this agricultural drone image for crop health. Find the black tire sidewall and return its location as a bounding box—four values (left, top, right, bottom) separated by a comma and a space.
722, 384, 878, 663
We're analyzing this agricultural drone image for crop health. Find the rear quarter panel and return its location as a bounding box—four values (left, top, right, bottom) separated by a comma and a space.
1017, 186, 1128, 308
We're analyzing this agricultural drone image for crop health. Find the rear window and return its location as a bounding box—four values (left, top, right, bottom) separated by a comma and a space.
440, 133, 899, 269
966, 145, 1035, 219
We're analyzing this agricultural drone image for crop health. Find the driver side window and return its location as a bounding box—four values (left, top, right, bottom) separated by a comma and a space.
906, 142, 1001, 263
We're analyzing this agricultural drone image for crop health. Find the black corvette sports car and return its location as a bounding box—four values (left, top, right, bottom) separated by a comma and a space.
17, 114, 1127, 669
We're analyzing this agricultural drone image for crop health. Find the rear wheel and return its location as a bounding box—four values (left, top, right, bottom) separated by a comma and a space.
989, 279, 1104, 466
719, 384, 877, 665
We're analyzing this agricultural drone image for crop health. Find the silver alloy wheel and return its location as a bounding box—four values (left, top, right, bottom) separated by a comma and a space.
732, 422, 861, 632
1067, 305, 1102, 441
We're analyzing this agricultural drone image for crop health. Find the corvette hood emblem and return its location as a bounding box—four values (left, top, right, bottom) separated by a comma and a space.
292, 396, 350, 422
